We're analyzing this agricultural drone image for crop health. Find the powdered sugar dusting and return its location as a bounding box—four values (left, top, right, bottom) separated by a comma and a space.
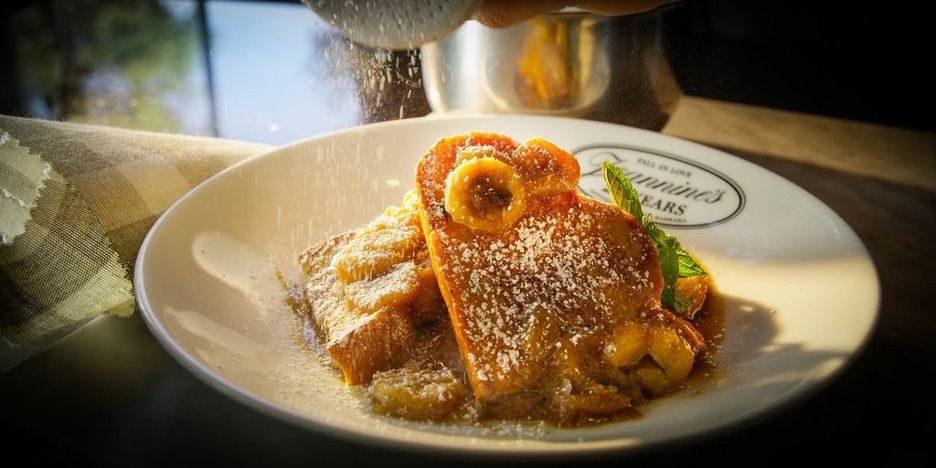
436, 196, 660, 393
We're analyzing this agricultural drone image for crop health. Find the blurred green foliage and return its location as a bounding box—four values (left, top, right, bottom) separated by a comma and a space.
10, 0, 199, 132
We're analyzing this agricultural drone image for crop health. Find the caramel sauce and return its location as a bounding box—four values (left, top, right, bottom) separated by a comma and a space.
680, 278, 724, 393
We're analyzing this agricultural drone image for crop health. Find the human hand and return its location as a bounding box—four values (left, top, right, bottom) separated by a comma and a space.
472, 0, 679, 28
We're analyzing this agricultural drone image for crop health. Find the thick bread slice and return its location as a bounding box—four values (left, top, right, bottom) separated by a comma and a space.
299, 233, 414, 384
415, 133, 664, 401
298, 194, 445, 384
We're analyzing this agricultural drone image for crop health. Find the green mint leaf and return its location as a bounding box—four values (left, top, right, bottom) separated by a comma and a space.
676, 245, 706, 277
643, 218, 680, 310
601, 160, 707, 313
601, 161, 643, 219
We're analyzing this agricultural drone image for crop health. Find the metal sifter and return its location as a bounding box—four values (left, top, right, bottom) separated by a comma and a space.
303, 0, 482, 50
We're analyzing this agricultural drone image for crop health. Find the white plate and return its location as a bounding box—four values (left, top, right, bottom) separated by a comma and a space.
135, 115, 878, 457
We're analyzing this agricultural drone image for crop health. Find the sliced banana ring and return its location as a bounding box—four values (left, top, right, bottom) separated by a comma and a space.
444, 156, 527, 232
512, 137, 580, 196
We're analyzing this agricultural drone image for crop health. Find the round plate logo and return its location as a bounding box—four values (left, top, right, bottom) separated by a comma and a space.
576, 145, 745, 228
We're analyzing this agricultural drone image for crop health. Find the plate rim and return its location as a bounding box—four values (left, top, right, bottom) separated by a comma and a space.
134, 114, 880, 457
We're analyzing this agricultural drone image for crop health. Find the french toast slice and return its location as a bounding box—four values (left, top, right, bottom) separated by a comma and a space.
414, 133, 666, 401
299, 192, 446, 384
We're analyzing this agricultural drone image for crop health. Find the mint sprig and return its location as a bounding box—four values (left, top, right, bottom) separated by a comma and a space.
601, 161, 705, 313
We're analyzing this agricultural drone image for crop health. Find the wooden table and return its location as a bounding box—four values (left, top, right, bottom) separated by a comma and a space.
3, 97, 934, 464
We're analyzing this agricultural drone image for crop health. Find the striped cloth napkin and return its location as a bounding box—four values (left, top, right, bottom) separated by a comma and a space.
0, 115, 272, 369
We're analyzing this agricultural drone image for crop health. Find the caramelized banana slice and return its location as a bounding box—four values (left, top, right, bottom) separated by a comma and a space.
511, 137, 580, 196
632, 360, 675, 396
648, 325, 696, 382
645, 309, 706, 382
599, 308, 707, 397
553, 383, 632, 422
653, 309, 707, 355
603, 321, 649, 368
369, 367, 467, 421
444, 156, 527, 232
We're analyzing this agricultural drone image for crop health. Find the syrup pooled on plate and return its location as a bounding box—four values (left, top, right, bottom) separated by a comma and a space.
289, 133, 718, 427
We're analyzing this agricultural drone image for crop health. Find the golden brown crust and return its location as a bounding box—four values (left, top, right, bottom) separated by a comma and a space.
299, 195, 446, 385
327, 306, 414, 385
